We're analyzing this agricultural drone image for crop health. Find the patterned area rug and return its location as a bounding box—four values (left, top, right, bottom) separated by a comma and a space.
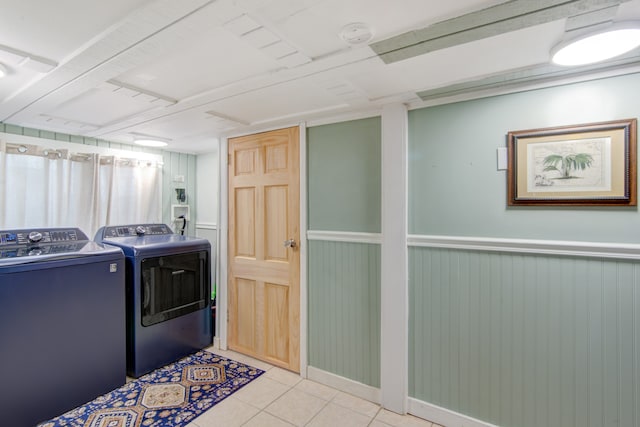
38, 351, 264, 427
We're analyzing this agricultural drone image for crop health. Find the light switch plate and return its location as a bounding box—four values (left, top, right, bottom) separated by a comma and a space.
497, 147, 508, 170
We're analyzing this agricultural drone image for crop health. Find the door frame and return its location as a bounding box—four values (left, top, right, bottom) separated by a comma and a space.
217, 123, 308, 377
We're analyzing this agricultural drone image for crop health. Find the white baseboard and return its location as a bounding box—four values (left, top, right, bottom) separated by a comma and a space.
306, 366, 381, 404
305, 368, 498, 426
211, 336, 227, 351
408, 398, 498, 427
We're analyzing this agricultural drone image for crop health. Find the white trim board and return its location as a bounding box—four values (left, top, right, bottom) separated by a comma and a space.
306, 230, 382, 244
217, 136, 229, 349
305, 108, 382, 128
408, 234, 640, 260
195, 223, 217, 230
299, 122, 308, 379
408, 398, 498, 427
379, 103, 409, 414
306, 366, 381, 404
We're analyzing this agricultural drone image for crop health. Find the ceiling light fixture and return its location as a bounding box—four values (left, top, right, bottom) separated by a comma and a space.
133, 137, 169, 147
0, 63, 8, 78
551, 21, 640, 66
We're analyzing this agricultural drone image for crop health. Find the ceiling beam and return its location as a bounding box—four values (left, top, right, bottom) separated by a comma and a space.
415, 50, 640, 102
370, 0, 631, 64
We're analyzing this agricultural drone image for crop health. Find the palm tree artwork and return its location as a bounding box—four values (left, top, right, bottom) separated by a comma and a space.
542, 152, 594, 180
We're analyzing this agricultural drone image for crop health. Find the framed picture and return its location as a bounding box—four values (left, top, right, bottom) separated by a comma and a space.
507, 118, 637, 206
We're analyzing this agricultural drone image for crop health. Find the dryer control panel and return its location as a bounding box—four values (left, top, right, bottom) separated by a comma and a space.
100, 224, 172, 238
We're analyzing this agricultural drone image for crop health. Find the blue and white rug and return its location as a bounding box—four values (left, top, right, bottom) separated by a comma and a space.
38, 351, 265, 427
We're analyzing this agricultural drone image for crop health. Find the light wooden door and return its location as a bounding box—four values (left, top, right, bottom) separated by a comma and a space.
228, 127, 300, 372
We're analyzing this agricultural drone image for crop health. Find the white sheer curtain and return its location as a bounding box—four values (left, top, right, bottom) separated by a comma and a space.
0, 142, 162, 237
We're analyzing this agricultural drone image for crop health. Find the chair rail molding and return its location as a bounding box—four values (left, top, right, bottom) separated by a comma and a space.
408, 234, 640, 260
307, 230, 382, 244
195, 222, 217, 230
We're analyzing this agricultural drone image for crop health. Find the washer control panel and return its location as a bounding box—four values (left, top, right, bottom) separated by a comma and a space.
100, 224, 172, 238
0, 228, 89, 259
0, 228, 84, 246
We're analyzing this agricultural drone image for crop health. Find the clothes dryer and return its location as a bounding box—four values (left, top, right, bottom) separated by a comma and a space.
95, 224, 211, 378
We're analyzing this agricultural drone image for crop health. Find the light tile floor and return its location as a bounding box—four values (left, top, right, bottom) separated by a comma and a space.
186, 346, 444, 427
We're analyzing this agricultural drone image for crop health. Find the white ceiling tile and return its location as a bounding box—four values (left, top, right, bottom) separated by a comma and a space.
114, 26, 280, 100
0, 0, 151, 61
98, 81, 121, 92
223, 14, 262, 36
24, 114, 99, 133
113, 86, 139, 97
0, 46, 27, 66
242, 27, 281, 49
205, 77, 351, 125
278, 51, 312, 68
21, 56, 57, 73
132, 92, 157, 103
50, 88, 162, 127
150, 98, 175, 108
260, 40, 297, 59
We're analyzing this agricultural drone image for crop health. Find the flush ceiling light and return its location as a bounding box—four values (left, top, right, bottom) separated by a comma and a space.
0, 63, 8, 78
134, 137, 169, 147
551, 21, 640, 66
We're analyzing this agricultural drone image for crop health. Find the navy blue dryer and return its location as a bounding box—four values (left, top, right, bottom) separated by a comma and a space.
0, 227, 126, 427
95, 224, 211, 378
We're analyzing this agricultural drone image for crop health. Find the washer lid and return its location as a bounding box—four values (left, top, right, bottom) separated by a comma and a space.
0, 227, 122, 266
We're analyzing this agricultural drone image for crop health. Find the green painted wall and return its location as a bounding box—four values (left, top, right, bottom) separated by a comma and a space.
408, 72, 640, 243
0, 122, 197, 236
308, 240, 381, 387
409, 246, 640, 427
408, 72, 640, 426
306, 117, 382, 386
307, 117, 381, 233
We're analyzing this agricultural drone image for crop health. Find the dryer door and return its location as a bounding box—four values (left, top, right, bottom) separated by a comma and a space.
140, 250, 209, 326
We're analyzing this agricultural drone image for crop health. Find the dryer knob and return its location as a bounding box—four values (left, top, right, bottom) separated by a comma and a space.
135, 226, 146, 236
28, 231, 43, 243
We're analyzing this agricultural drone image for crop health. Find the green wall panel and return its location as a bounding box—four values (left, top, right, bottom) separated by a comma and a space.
408, 72, 640, 243
409, 246, 640, 427
307, 117, 381, 233
308, 240, 381, 387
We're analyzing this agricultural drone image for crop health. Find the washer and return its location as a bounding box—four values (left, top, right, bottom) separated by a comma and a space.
95, 223, 211, 378
0, 227, 126, 427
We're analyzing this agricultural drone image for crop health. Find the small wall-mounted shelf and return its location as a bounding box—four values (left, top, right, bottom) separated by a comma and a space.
171, 204, 190, 221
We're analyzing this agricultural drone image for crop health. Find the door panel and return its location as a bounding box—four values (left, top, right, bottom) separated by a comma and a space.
234, 188, 256, 258
265, 185, 288, 261
264, 283, 289, 362
234, 278, 256, 350
228, 126, 300, 372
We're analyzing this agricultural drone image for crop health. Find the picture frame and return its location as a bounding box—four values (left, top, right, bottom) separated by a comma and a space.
507, 118, 637, 206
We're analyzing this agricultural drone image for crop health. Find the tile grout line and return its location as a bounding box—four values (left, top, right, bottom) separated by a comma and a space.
239, 376, 298, 426
302, 391, 333, 426
366, 406, 384, 426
